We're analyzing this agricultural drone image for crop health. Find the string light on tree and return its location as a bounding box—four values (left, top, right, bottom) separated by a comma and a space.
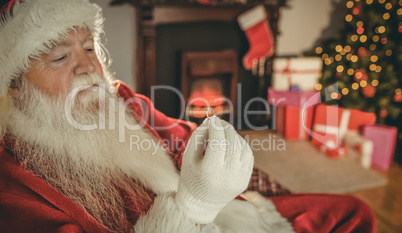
377, 26, 386, 34
395, 88, 402, 102
337, 65, 344, 73
345, 14, 353, 22
380, 109, 388, 118
385, 49, 392, 56
394, 93, 402, 102
362, 84, 376, 98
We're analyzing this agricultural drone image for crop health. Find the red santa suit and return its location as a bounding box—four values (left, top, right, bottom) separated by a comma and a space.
0, 81, 377, 233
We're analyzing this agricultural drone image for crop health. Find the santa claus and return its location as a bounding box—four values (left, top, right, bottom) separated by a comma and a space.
0, 0, 376, 232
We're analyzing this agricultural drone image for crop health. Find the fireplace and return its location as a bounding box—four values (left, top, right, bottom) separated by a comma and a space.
122, 0, 285, 128
181, 50, 238, 124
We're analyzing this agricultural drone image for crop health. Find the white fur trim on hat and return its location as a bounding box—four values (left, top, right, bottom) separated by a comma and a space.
237, 5, 267, 31
0, 0, 104, 98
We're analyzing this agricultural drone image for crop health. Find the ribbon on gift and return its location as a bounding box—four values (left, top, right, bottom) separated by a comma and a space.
299, 107, 309, 139
344, 131, 374, 169
318, 141, 348, 159
313, 109, 351, 149
275, 58, 322, 90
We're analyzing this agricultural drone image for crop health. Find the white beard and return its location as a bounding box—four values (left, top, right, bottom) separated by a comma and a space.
7, 74, 179, 232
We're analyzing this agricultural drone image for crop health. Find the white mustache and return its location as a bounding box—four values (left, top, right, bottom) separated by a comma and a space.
65, 73, 110, 108
70, 73, 106, 91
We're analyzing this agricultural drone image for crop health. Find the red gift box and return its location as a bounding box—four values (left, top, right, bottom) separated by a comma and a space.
275, 105, 315, 140
311, 105, 376, 149
268, 88, 319, 140
362, 124, 397, 171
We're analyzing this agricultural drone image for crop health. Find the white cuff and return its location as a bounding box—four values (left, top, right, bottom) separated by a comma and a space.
237, 5, 267, 30
134, 192, 222, 233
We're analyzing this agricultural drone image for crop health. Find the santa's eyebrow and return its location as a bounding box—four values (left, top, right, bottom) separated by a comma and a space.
51, 35, 94, 48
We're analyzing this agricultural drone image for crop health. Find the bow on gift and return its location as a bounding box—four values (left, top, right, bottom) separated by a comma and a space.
274, 58, 322, 92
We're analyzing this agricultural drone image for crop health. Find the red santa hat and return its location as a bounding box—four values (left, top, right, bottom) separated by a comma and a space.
0, 0, 104, 98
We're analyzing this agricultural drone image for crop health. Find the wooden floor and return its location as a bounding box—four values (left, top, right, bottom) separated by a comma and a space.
348, 162, 402, 233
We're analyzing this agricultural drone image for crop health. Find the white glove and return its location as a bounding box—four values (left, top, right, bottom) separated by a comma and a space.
175, 116, 254, 224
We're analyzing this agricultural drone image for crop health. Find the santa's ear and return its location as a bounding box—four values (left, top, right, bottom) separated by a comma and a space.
8, 77, 22, 99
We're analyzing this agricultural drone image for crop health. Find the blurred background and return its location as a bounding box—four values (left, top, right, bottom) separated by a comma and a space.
91, 0, 343, 87
91, 1, 402, 231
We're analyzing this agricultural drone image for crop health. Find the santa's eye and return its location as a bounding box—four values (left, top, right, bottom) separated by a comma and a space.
53, 55, 66, 62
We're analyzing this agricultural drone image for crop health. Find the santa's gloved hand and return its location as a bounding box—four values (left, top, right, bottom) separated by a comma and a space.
175, 116, 254, 224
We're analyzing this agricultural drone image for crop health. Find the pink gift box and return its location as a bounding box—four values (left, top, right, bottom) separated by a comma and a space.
268, 87, 320, 108
362, 124, 397, 171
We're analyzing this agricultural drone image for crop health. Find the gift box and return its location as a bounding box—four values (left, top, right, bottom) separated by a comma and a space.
271, 57, 322, 91
274, 105, 315, 140
362, 124, 398, 171
344, 131, 374, 169
268, 87, 320, 108
268, 88, 319, 140
311, 105, 376, 149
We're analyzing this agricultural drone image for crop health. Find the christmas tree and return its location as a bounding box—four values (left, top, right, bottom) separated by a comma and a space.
316, 0, 402, 142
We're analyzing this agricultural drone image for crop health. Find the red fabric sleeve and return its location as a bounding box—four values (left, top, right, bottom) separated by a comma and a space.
0, 191, 83, 233
270, 194, 377, 233
115, 81, 197, 169
0, 148, 84, 233
0, 147, 110, 233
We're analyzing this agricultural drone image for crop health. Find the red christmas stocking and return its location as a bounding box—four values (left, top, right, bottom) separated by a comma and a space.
237, 5, 274, 70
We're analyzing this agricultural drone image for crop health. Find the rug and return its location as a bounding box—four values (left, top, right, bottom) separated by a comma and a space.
241, 130, 388, 194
